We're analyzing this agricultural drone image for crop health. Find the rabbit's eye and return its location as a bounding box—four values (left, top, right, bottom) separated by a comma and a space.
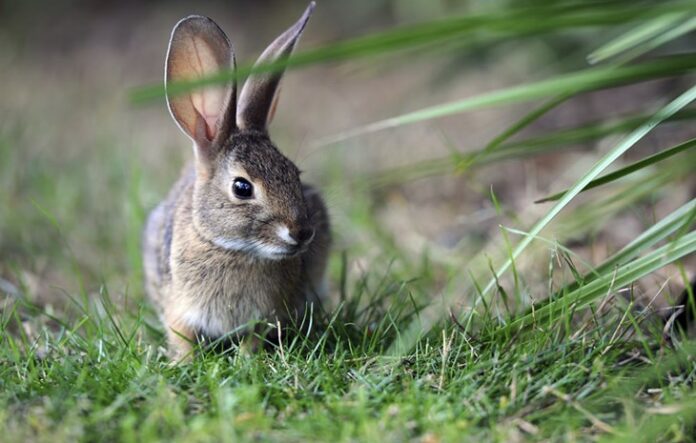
232, 178, 254, 199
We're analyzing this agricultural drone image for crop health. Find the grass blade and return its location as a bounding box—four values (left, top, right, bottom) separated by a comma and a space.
535, 137, 696, 203
613, 16, 696, 64
518, 198, 696, 317
468, 84, 696, 318
387, 86, 696, 356
361, 109, 696, 188
314, 55, 696, 146
587, 12, 689, 64
595, 200, 696, 276
500, 229, 696, 334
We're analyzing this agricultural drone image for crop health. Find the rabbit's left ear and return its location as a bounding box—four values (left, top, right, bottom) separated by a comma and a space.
237, 2, 315, 131
166, 16, 237, 156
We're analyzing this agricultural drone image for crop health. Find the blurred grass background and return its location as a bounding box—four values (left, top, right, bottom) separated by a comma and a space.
1, 0, 693, 311
1, 0, 696, 440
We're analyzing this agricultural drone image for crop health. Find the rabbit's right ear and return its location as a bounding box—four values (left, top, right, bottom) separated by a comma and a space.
236, 2, 315, 131
166, 16, 237, 161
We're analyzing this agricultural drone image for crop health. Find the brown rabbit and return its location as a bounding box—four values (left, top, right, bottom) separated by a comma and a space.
143, 2, 330, 360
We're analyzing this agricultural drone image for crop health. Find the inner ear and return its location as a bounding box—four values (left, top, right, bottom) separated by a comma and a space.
192, 84, 228, 142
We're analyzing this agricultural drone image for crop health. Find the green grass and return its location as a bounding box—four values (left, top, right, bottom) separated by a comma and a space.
1, 260, 694, 442
3, 0, 696, 441
1, 262, 695, 442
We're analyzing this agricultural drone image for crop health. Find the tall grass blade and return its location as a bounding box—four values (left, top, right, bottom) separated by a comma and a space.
535, 137, 696, 203
473, 85, 696, 304
499, 230, 696, 334
387, 86, 696, 356
587, 12, 689, 64
314, 55, 696, 146
613, 16, 696, 64
594, 200, 696, 276
518, 199, 696, 316
363, 109, 696, 188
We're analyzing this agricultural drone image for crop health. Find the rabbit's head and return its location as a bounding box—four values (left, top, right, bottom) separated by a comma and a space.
165, 3, 316, 260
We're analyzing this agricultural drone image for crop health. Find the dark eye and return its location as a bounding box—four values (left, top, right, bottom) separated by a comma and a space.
232, 177, 254, 199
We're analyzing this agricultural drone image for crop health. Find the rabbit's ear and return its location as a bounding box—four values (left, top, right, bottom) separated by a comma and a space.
166, 16, 237, 158
237, 2, 315, 131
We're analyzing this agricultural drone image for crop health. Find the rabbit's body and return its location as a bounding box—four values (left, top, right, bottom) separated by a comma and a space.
144, 159, 330, 341
143, 3, 329, 359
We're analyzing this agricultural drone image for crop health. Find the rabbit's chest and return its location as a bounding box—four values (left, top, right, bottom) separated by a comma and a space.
172, 250, 303, 337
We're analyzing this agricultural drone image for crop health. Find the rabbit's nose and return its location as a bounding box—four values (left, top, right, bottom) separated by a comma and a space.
293, 227, 315, 245
277, 225, 314, 246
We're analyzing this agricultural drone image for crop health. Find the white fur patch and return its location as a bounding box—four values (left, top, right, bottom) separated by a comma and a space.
276, 225, 298, 245
211, 235, 290, 260
181, 307, 225, 337
253, 242, 291, 259
211, 237, 252, 251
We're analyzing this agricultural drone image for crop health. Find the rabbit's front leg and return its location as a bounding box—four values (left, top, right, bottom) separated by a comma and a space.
164, 314, 196, 361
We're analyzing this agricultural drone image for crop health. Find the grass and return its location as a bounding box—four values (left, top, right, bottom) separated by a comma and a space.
2, 272, 696, 442
1, 261, 694, 442
2, 0, 696, 441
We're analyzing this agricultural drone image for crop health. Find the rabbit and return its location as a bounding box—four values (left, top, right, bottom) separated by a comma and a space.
142, 2, 330, 361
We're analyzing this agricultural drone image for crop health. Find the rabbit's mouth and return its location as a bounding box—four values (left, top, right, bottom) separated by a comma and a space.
268, 239, 312, 260
270, 249, 302, 259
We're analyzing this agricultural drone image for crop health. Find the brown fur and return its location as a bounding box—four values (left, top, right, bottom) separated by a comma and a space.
143, 3, 329, 360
